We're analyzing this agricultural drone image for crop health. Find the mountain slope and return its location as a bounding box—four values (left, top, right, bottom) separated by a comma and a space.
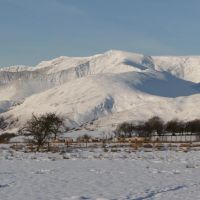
0, 50, 199, 130
152, 56, 200, 83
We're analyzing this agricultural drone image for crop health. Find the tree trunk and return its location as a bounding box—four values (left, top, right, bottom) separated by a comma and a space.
37, 145, 40, 152
47, 142, 50, 151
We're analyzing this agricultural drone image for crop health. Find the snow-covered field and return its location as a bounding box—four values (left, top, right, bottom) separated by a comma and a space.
1, 146, 200, 200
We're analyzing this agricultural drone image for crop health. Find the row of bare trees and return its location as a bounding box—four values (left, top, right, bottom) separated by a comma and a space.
1, 114, 200, 150
116, 116, 200, 139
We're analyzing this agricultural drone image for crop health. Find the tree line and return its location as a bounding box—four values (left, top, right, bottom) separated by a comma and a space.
1, 114, 200, 151
115, 116, 200, 139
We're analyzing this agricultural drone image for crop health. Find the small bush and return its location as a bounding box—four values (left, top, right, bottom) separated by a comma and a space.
0, 133, 16, 143
0, 117, 8, 130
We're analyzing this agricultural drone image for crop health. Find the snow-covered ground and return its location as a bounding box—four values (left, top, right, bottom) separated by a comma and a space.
0, 146, 200, 200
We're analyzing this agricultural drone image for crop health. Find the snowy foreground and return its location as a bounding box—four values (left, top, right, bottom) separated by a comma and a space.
0, 147, 200, 200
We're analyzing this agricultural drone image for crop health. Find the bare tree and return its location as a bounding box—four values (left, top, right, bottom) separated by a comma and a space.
147, 116, 164, 137
165, 119, 184, 141
185, 119, 200, 141
115, 122, 135, 138
43, 113, 65, 140
21, 113, 65, 151
135, 117, 164, 141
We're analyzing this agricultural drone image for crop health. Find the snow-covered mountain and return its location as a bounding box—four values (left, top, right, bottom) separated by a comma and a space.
0, 50, 200, 130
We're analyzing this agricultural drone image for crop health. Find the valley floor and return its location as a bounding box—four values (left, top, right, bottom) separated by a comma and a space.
0, 147, 200, 200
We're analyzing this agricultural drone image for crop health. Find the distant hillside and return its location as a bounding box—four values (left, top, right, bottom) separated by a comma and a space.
0, 50, 199, 131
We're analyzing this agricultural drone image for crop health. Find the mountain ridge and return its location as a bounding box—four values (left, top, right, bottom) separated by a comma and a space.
0, 50, 199, 131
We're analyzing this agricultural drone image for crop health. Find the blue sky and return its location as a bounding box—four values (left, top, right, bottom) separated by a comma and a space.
1, 0, 200, 66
